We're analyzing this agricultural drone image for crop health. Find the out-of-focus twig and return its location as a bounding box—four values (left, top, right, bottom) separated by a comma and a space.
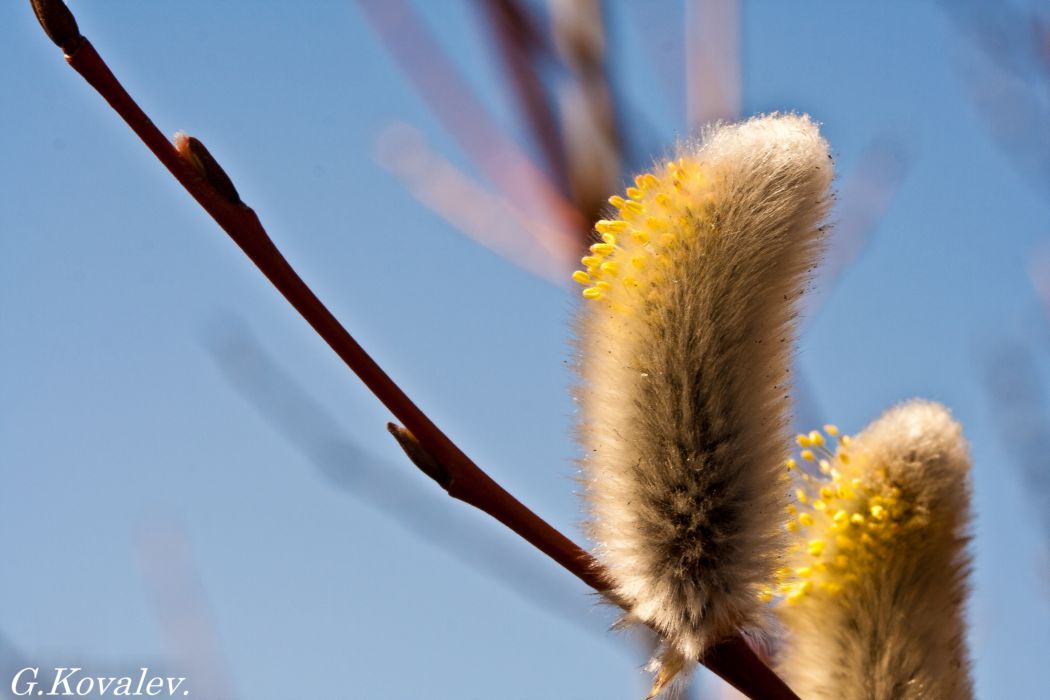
137, 525, 240, 700
805, 134, 913, 326
0, 629, 28, 684
1030, 242, 1050, 329
792, 134, 910, 432
979, 340, 1050, 549
685, 0, 741, 129
477, 0, 567, 190
356, 0, 584, 244
30, 3, 798, 696
548, 0, 624, 233
945, 0, 1050, 196
375, 123, 573, 283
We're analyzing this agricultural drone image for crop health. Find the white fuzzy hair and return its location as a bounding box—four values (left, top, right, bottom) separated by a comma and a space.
777, 400, 974, 699
575, 113, 834, 661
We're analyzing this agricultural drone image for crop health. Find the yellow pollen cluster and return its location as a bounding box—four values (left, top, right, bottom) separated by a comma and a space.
572, 159, 716, 304
756, 425, 916, 605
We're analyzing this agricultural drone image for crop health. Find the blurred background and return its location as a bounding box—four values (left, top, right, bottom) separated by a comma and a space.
3, 1, 1050, 698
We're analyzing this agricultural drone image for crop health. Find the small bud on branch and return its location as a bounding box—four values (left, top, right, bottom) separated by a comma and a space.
174, 132, 242, 205
30, 0, 82, 53
388, 423, 452, 489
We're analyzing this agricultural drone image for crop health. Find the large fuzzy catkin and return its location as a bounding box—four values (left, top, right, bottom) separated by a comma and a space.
573, 113, 834, 664
775, 401, 974, 699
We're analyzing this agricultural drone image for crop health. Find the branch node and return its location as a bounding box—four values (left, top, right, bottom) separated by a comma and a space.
387, 422, 452, 489
174, 132, 242, 204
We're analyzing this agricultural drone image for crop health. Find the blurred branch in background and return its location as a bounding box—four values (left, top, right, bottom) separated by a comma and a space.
375, 122, 572, 283
365, 7, 906, 303
136, 526, 240, 700
203, 318, 618, 643
945, 0, 1050, 197
0, 629, 28, 686
794, 133, 913, 432
685, 0, 741, 128
945, 0, 1050, 584
546, 0, 624, 231
1030, 242, 1050, 330
476, 0, 567, 189
804, 133, 913, 326
978, 339, 1050, 571
356, 0, 585, 243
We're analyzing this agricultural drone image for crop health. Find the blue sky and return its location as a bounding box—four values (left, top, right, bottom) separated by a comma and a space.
3, 2, 1049, 698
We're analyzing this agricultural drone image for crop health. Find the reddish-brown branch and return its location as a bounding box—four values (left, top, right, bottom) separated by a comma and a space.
29, 3, 798, 697
477, 0, 568, 190
63, 36, 601, 592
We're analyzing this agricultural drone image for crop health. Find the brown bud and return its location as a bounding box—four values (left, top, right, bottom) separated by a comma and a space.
173, 132, 242, 204
387, 423, 451, 489
30, 0, 82, 52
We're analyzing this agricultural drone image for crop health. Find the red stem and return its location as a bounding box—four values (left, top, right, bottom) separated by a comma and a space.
65, 37, 603, 592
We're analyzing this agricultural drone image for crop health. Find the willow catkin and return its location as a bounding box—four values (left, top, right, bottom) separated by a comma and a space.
572, 113, 834, 672
775, 401, 974, 700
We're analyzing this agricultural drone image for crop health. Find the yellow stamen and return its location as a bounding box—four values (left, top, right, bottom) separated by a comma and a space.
636, 173, 660, 189
595, 219, 627, 234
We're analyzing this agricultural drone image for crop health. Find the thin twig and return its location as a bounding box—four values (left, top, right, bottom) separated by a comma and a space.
477, 0, 568, 191
356, 0, 584, 245
28, 3, 799, 698
685, 0, 741, 129
548, 0, 625, 234
374, 122, 573, 282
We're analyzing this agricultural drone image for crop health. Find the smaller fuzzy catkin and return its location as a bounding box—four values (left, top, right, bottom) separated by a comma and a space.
775, 401, 974, 700
573, 114, 834, 670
